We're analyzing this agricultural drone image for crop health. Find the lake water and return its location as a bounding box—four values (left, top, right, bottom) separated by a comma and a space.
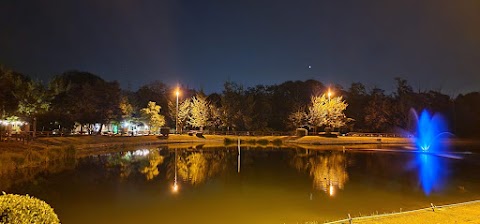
2, 144, 480, 223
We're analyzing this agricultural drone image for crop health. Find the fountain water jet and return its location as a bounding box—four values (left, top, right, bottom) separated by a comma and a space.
413, 109, 451, 152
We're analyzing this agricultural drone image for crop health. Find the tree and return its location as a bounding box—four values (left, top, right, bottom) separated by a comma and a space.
15, 80, 51, 137
48, 71, 122, 134
455, 92, 480, 137
345, 82, 368, 131
364, 88, 395, 132
140, 101, 165, 133
119, 96, 134, 120
168, 99, 191, 133
188, 94, 210, 131
135, 81, 169, 116
392, 77, 416, 129
269, 79, 325, 130
243, 85, 272, 131
308, 94, 349, 133
288, 107, 306, 128
0, 66, 30, 118
218, 81, 244, 131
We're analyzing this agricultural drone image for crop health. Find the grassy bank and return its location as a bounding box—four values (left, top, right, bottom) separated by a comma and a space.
330, 200, 480, 224
0, 134, 413, 153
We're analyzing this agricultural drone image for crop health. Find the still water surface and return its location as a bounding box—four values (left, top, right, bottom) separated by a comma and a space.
3, 145, 480, 224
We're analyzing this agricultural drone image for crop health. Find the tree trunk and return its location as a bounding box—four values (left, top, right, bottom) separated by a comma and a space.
33, 117, 37, 138
98, 123, 104, 135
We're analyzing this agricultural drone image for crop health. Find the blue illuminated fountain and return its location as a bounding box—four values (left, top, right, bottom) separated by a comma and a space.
415, 110, 450, 152
412, 109, 451, 195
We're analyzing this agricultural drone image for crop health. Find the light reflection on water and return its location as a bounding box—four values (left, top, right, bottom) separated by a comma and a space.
1, 145, 479, 224
416, 153, 447, 196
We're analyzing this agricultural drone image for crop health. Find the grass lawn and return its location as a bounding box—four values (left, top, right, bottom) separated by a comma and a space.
348, 201, 480, 224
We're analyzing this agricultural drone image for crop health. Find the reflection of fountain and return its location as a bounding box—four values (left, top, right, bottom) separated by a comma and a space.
418, 153, 444, 195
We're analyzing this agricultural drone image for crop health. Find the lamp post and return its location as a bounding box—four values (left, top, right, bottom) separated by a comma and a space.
175, 89, 180, 134
327, 89, 333, 133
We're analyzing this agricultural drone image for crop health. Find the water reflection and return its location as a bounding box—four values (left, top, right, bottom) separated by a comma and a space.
175, 150, 233, 185
416, 153, 447, 195
3, 145, 479, 224
139, 150, 164, 180
104, 149, 165, 181
0, 148, 77, 191
291, 150, 349, 196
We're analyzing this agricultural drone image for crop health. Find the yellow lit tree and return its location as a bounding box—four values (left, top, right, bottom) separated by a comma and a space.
308, 94, 349, 133
188, 94, 210, 132
141, 101, 165, 133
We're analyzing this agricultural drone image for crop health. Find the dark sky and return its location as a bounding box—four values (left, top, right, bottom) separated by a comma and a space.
1, 0, 480, 94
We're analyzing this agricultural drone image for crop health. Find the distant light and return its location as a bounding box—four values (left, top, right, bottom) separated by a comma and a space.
329, 185, 334, 196
308, 65, 312, 69
132, 149, 150, 156
0, 120, 26, 126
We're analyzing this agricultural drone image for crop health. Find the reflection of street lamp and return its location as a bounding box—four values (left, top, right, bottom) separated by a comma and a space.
172, 148, 179, 193
328, 181, 334, 197
175, 89, 180, 134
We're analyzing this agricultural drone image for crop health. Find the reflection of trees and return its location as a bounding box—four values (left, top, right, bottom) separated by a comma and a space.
105, 149, 164, 181
139, 151, 164, 180
105, 153, 134, 179
0, 148, 77, 190
178, 153, 207, 184
175, 150, 233, 185
291, 150, 348, 195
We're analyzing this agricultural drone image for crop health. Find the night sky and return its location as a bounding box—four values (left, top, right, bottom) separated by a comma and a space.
1, 0, 480, 94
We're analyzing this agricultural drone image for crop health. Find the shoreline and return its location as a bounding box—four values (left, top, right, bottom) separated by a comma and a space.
0, 134, 413, 151
325, 200, 480, 224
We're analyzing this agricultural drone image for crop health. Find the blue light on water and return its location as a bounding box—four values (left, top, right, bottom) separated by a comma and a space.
417, 153, 445, 195
414, 110, 450, 195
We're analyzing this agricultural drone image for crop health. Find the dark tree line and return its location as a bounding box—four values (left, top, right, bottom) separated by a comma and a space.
1, 65, 479, 137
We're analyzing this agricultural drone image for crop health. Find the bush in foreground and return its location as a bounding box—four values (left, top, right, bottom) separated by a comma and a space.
0, 192, 60, 224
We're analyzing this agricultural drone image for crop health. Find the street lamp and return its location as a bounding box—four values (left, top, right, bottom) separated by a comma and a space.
175, 89, 180, 134
327, 89, 333, 134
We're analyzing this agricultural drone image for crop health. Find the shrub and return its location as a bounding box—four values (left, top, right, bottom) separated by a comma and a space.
256, 139, 269, 145
0, 193, 60, 224
195, 132, 204, 138
224, 138, 235, 145
295, 128, 308, 137
272, 139, 283, 146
